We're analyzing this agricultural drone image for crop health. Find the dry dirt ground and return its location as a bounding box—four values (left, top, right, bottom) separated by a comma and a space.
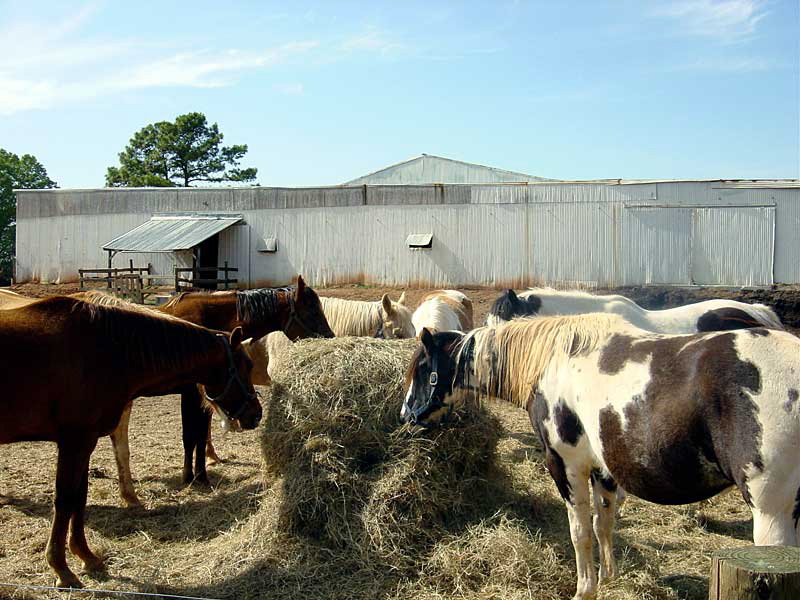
0, 283, 781, 599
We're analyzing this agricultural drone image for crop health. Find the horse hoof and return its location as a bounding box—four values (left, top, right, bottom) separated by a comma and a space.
192, 475, 211, 487
83, 556, 105, 572
122, 496, 143, 509
56, 572, 83, 589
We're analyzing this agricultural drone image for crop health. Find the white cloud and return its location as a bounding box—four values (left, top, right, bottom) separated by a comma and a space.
273, 83, 305, 96
0, 3, 410, 116
110, 43, 319, 91
0, 6, 320, 116
653, 0, 769, 41
672, 55, 774, 71
340, 29, 402, 55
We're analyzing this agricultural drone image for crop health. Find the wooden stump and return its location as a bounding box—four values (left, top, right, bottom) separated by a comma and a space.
709, 546, 800, 600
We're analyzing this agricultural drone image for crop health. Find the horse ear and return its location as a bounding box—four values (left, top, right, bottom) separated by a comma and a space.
381, 293, 395, 315
229, 327, 244, 349
295, 275, 306, 300
506, 289, 518, 303
420, 327, 435, 353
398, 292, 408, 306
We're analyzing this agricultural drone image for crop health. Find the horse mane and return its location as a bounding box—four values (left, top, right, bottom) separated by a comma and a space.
461, 313, 630, 408
75, 290, 187, 322
236, 287, 293, 323
160, 290, 223, 309
525, 287, 637, 306
320, 297, 383, 336
40, 296, 222, 373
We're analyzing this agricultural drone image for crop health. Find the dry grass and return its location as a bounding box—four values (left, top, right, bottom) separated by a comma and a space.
0, 332, 753, 600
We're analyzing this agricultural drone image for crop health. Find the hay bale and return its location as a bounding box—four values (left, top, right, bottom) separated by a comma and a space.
260, 336, 505, 570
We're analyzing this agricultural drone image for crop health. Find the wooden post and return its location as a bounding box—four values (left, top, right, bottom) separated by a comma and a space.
224, 261, 229, 290
709, 546, 800, 600
107, 251, 113, 289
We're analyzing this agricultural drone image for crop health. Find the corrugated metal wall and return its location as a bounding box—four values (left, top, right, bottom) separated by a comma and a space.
621, 207, 692, 285
14, 181, 799, 287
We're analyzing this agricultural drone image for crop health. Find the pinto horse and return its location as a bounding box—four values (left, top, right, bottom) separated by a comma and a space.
79, 275, 333, 506
487, 288, 784, 332
402, 317, 800, 600
0, 296, 262, 588
411, 290, 474, 336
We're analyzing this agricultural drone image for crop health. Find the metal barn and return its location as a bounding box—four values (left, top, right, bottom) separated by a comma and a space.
14, 179, 800, 289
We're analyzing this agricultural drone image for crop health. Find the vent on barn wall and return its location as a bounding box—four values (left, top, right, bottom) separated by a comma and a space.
406, 233, 433, 250
257, 236, 278, 253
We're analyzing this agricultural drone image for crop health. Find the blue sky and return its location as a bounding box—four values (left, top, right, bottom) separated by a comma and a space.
1, 0, 797, 187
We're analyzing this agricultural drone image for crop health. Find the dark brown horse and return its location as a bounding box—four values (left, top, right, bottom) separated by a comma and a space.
0, 296, 262, 588
86, 275, 334, 506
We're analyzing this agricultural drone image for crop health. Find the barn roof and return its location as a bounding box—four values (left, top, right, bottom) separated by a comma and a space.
344, 154, 558, 185
103, 213, 242, 253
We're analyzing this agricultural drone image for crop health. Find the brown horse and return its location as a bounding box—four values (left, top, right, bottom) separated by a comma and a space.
80, 275, 334, 506
0, 296, 262, 588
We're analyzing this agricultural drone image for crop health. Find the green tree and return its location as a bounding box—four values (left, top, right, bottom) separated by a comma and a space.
106, 112, 257, 187
0, 150, 57, 284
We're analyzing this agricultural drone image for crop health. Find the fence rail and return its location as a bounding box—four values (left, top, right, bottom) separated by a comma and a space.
174, 262, 238, 292
79, 260, 151, 289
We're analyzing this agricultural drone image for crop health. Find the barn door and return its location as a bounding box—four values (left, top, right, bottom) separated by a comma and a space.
691, 206, 774, 286
621, 207, 692, 285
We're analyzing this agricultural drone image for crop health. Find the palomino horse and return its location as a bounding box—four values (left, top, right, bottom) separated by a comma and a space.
0, 296, 262, 588
0, 288, 36, 309
320, 293, 414, 338
411, 290, 473, 335
402, 318, 800, 600
78, 275, 332, 506
487, 287, 784, 332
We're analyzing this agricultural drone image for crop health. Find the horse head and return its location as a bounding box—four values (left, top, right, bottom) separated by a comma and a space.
401, 328, 468, 426
284, 275, 335, 340
203, 327, 263, 430
487, 289, 541, 325
377, 292, 415, 339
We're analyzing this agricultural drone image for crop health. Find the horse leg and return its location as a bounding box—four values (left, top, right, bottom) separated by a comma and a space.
109, 403, 142, 507
543, 441, 597, 600
751, 508, 797, 546
46, 434, 98, 589
180, 385, 209, 485
591, 472, 618, 582
206, 417, 223, 465
193, 401, 212, 485
68, 465, 103, 572
180, 386, 198, 484
614, 487, 627, 517
564, 469, 597, 600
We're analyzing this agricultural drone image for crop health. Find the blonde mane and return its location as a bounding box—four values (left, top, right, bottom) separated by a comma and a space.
74, 290, 186, 322
463, 313, 630, 408
320, 295, 413, 338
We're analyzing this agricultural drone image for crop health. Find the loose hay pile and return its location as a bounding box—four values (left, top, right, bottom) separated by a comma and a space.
261, 336, 506, 570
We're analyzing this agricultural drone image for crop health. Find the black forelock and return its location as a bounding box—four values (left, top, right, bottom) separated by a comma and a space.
489, 290, 518, 321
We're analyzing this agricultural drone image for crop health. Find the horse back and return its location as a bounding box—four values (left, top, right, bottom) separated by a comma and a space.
540, 328, 800, 506
0, 298, 139, 443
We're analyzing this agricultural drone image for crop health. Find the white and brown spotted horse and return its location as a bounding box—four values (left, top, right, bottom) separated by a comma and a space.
488, 287, 786, 514
402, 315, 800, 600
487, 287, 784, 332
411, 290, 474, 336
